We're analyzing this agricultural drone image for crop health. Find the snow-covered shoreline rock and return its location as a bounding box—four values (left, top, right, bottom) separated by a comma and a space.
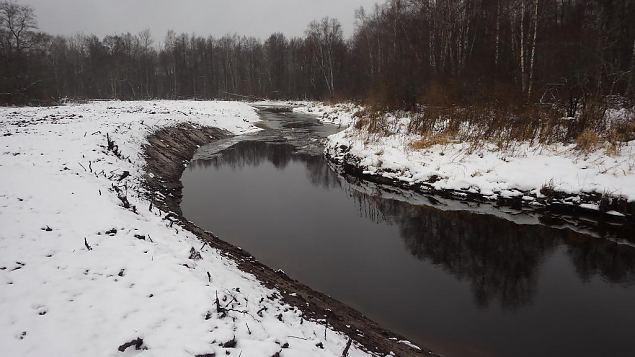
0, 101, 376, 357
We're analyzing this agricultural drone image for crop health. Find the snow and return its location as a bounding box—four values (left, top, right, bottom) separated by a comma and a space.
0, 100, 369, 357
291, 102, 360, 127
249, 100, 360, 127
321, 107, 635, 206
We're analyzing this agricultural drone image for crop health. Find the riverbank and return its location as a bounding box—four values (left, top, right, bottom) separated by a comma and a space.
287, 102, 635, 224
0, 101, 429, 356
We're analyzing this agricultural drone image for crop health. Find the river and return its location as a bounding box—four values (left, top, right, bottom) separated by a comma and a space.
181, 108, 635, 357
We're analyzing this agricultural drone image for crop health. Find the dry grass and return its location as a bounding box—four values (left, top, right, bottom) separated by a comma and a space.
360, 82, 634, 152
409, 130, 455, 150
353, 108, 391, 135
540, 179, 557, 201
406, 102, 565, 148
575, 129, 600, 153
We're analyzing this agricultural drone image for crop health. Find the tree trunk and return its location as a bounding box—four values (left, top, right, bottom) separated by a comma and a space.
520, 0, 526, 94
628, 39, 635, 98
495, 0, 501, 69
527, 0, 539, 100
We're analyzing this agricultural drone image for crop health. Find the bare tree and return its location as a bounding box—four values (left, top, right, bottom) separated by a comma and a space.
306, 17, 343, 97
1, 0, 633, 108
0, 0, 36, 53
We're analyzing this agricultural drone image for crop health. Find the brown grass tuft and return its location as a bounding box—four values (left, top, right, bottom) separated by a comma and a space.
409, 131, 455, 150
353, 108, 389, 134
575, 129, 600, 153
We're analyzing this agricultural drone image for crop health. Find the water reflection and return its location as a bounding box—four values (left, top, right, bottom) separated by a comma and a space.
191, 141, 343, 190
190, 141, 635, 310
184, 140, 635, 356
350, 192, 635, 308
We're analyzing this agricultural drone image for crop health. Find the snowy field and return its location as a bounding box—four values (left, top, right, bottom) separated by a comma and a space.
0, 101, 370, 357
318, 107, 635, 213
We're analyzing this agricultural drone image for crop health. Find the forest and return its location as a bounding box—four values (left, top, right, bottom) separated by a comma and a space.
1, 0, 634, 115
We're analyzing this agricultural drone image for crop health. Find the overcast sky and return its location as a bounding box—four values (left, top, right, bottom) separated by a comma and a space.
20, 0, 379, 41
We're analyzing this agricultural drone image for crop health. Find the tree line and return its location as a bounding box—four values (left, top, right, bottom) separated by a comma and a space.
1, 0, 634, 109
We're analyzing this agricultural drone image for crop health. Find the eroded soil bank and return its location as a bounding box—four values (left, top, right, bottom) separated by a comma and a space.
141, 122, 435, 356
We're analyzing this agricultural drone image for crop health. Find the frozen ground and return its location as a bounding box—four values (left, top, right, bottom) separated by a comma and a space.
0, 101, 371, 357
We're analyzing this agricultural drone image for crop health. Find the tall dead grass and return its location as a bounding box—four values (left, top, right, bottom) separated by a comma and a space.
356, 82, 635, 153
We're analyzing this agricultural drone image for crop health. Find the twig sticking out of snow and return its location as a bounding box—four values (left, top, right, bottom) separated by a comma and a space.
287, 335, 308, 340
256, 306, 267, 317
215, 291, 226, 318
342, 338, 353, 357
106, 133, 121, 158
84, 238, 92, 251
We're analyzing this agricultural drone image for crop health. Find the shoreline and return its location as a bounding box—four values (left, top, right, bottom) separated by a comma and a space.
1, 100, 432, 357
262, 101, 635, 228
141, 123, 436, 356
325, 147, 635, 238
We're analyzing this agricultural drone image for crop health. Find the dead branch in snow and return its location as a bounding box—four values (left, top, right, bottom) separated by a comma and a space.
84, 238, 92, 251
342, 337, 353, 356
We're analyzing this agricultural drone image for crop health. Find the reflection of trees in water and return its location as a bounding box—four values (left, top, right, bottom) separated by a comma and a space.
348, 189, 635, 309
191, 141, 342, 189
191, 141, 635, 309
191, 141, 294, 170
566, 238, 635, 284
300, 154, 342, 190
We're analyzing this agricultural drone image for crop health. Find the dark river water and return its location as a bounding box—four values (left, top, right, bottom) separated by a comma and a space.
181, 112, 635, 357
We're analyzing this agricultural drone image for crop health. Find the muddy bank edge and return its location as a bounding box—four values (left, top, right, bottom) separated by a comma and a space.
141, 122, 437, 357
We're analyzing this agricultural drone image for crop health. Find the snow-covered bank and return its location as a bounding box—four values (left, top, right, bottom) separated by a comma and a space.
0, 101, 374, 357
316, 106, 635, 219
250, 100, 361, 127
291, 102, 361, 127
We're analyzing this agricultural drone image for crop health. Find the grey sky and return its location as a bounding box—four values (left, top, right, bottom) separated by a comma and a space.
20, 0, 379, 41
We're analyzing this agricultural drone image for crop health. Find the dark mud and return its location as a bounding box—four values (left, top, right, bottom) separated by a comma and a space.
142, 122, 435, 356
